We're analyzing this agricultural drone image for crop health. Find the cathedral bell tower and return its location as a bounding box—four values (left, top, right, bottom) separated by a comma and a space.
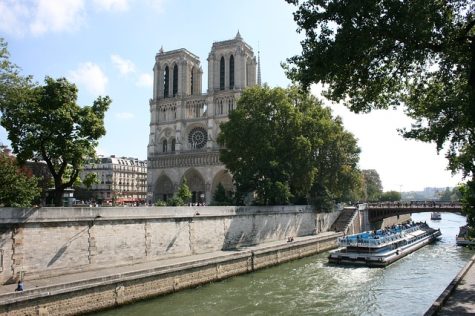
207, 31, 257, 93
153, 48, 203, 100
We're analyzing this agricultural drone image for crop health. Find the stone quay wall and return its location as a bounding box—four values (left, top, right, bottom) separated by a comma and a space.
0, 206, 340, 284
0, 233, 340, 316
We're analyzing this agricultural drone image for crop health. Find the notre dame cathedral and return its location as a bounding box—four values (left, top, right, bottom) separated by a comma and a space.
147, 32, 260, 204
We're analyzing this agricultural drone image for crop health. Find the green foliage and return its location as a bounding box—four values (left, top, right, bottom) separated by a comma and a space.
154, 200, 167, 207
0, 69, 111, 206
218, 86, 361, 208
212, 182, 234, 206
166, 197, 184, 207
0, 42, 111, 207
380, 191, 401, 202
73, 172, 100, 202
177, 178, 192, 204
82, 172, 99, 189
438, 187, 461, 202
0, 38, 32, 109
0, 152, 40, 207
362, 169, 383, 201
285, 0, 475, 181
459, 181, 475, 232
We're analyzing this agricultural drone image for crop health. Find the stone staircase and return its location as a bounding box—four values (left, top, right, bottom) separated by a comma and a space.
330, 208, 358, 233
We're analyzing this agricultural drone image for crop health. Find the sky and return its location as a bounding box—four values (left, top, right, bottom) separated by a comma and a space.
0, 0, 464, 192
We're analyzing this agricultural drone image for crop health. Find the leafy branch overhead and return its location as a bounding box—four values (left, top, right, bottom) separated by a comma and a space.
285, 0, 474, 226
286, 0, 474, 175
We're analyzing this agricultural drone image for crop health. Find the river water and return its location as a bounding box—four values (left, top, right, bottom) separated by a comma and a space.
96, 212, 474, 316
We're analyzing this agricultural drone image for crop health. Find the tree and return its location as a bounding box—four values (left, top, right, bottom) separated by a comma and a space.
285, 0, 475, 217
1, 39, 111, 206
309, 114, 362, 208
74, 172, 99, 202
176, 178, 192, 205
459, 182, 475, 233
218, 86, 361, 208
441, 186, 463, 202
362, 169, 383, 201
0, 77, 111, 206
212, 182, 233, 206
0, 151, 40, 207
380, 191, 401, 202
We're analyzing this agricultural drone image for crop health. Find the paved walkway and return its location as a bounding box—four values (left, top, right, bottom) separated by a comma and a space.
2, 231, 473, 315
425, 254, 475, 315
0, 232, 338, 300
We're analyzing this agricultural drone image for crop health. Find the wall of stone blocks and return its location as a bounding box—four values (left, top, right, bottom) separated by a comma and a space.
0, 206, 338, 284
0, 235, 339, 316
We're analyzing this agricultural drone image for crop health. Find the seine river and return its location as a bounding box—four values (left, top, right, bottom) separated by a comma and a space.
96, 212, 473, 316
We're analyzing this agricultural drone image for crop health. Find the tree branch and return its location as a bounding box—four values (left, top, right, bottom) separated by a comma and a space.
462, 18, 475, 38
40, 143, 57, 179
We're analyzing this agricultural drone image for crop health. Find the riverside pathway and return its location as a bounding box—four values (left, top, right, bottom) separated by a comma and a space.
0, 233, 337, 299
425, 254, 475, 315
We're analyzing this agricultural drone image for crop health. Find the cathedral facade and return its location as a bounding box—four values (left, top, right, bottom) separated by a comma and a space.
147, 32, 258, 204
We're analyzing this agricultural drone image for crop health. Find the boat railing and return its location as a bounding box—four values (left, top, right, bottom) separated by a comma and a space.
338, 225, 423, 247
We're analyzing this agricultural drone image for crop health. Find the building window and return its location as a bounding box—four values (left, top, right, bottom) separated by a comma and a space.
229, 55, 234, 89
188, 127, 208, 149
173, 64, 178, 97
220, 57, 225, 90
164, 66, 169, 98
163, 139, 168, 153
171, 139, 176, 152
191, 67, 194, 95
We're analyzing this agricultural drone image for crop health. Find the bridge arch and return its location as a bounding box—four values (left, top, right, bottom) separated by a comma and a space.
367, 201, 462, 222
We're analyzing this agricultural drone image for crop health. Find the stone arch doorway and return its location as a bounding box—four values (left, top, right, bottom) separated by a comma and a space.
211, 170, 234, 202
183, 168, 205, 204
155, 174, 174, 202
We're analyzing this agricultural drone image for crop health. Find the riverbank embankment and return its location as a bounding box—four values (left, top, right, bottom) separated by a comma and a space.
0, 232, 340, 315
0, 205, 341, 284
425, 254, 475, 315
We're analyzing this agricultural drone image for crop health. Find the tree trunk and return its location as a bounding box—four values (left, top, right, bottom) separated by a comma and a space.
53, 188, 65, 207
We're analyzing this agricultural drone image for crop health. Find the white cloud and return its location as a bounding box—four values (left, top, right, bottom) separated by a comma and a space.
93, 0, 129, 12
115, 112, 135, 120
68, 62, 108, 96
30, 0, 85, 35
0, 0, 85, 36
309, 83, 462, 192
0, 1, 30, 36
0, 0, 165, 37
111, 54, 136, 75
136, 73, 153, 87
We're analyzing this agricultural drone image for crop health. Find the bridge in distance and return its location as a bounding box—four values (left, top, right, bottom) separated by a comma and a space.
366, 201, 462, 222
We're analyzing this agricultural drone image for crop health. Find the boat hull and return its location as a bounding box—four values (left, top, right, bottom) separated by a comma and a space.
431, 212, 441, 220
328, 229, 441, 267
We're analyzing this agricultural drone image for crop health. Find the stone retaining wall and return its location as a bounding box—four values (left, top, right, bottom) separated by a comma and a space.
0, 234, 340, 315
0, 206, 338, 284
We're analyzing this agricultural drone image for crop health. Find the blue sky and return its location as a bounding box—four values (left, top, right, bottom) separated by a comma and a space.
0, 0, 463, 191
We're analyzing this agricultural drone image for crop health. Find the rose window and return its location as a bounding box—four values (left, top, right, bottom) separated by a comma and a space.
188, 127, 207, 149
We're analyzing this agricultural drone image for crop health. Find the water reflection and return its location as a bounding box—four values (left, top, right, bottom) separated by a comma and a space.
96, 212, 473, 316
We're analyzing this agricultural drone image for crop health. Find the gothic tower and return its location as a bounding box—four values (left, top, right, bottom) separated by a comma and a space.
147, 33, 257, 204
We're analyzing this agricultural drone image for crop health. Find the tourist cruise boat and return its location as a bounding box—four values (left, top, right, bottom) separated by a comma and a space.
328, 222, 441, 267
431, 212, 442, 220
